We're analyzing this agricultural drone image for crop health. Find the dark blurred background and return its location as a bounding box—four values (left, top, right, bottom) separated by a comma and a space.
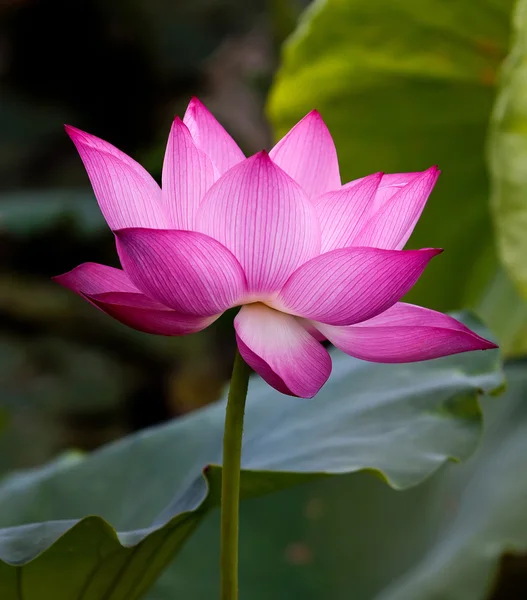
0, 0, 307, 470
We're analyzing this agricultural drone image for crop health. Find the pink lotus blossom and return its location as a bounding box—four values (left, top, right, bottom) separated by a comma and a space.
54, 98, 496, 398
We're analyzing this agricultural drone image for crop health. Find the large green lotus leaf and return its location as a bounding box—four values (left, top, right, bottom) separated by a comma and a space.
147, 465, 441, 599
0, 316, 501, 599
489, 0, 527, 302
377, 360, 527, 600
267, 0, 513, 313
147, 360, 525, 600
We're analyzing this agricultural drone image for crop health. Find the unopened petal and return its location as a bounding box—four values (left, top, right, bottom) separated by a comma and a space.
315, 172, 382, 252
312, 302, 497, 362
234, 304, 331, 398
183, 97, 245, 175
270, 111, 340, 198
162, 117, 217, 230
274, 247, 441, 326
196, 152, 320, 294
353, 167, 440, 250
116, 228, 247, 316
65, 126, 168, 230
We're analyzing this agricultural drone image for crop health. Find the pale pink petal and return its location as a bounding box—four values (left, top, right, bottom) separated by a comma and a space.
269, 111, 340, 198
273, 247, 441, 326
90, 292, 216, 335
379, 173, 423, 186
340, 172, 422, 200
314, 172, 382, 252
183, 97, 245, 175
234, 303, 331, 398
65, 126, 168, 230
311, 302, 497, 362
162, 117, 217, 230
353, 167, 439, 250
340, 175, 369, 190
116, 228, 247, 316
196, 152, 320, 294
370, 172, 423, 211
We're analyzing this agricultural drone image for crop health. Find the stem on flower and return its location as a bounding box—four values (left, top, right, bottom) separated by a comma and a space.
220, 349, 251, 600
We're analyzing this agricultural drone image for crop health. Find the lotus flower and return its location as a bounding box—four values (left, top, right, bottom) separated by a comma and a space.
54, 98, 496, 398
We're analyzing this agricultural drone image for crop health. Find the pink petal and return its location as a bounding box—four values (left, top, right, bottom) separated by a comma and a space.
53, 261, 139, 295
196, 152, 320, 295
269, 111, 341, 198
115, 228, 247, 316
311, 302, 497, 362
340, 172, 421, 198
90, 292, 216, 335
273, 247, 441, 326
65, 126, 168, 230
53, 263, 212, 335
314, 172, 382, 252
371, 172, 423, 211
162, 117, 217, 230
353, 167, 440, 250
183, 97, 245, 175
234, 303, 332, 398
303, 322, 326, 342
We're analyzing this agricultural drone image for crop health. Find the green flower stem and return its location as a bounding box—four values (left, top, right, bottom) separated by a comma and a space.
220, 349, 251, 600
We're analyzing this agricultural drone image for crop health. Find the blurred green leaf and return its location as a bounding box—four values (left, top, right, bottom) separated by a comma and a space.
0, 336, 132, 414
269, 0, 306, 46
489, 0, 527, 302
0, 190, 105, 237
268, 0, 513, 313
0, 316, 501, 599
0, 334, 133, 472
477, 266, 527, 357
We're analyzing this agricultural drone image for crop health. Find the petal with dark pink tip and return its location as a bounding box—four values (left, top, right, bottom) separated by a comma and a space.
116, 228, 247, 316
162, 117, 217, 230
234, 303, 332, 398
196, 152, 320, 294
314, 172, 382, 252
183, 97, 245, 175
65, 126, 168, 230
53, 262, 212, 335
273, 247, 441, 326
270, 111, 341, 198
311, 302, 497, 362
353, 167, 440, 250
